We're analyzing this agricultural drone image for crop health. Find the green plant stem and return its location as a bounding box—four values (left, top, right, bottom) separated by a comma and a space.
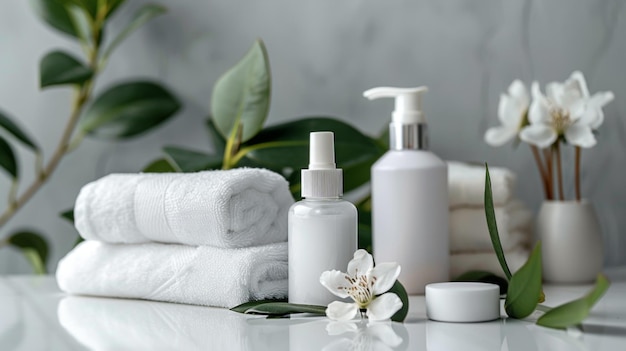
555, 143, 564, 201
230, 140, 302, 166
0, 13, 105, 229
530, 145, 550, 200
222, 122, 242, 170
575, 146, 581, 202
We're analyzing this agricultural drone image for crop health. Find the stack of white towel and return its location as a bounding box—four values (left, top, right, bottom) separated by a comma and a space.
56, 168, 294, 308
447, 162, 533, 278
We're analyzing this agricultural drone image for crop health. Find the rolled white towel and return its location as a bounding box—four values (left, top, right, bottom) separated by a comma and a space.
74, 168, 294, 247
448, 161, 516, 208
56, 241, 288, 308
450, 248, 529, 279
450, 200, 533, 253
58, 296, 288, 351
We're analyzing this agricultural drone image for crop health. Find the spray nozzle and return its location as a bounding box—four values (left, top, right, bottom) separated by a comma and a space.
363, 86, 428, 124
308, 132, 336, 170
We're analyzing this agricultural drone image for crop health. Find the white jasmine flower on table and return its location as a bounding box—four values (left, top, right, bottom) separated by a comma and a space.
320, 249, 402, 321
520, 71, 614, 148
484, 79, 530, 146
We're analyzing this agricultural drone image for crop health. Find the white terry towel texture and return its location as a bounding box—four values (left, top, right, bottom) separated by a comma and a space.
448, 161, 516, 208
449, 200, 533, 253
450, 248, 529, 279
58, 296, 289, 351
56, 241, 288, 308
74, 168, 294, 248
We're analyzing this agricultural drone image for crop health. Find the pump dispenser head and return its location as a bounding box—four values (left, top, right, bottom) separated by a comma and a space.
363, 86, 430, 150
301, 132, 343, 198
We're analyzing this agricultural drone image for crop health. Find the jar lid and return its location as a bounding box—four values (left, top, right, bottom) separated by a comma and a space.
425, 282, 500, 322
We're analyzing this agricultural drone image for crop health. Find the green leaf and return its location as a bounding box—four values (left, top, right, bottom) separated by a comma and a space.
453, 270, 509, 295
211, 39, 271, 143
163, 146, 223, 172
0, 136, 18, 178
8, 231, 49, 274
246, 302, 326, 316
40, 51, 93, 88
142, 158, 178, 173
80, 81, 180, 139
240, 117, 384, 193
206, 119, 226, 156
485, 163, 513, 280
30, 0, 78, 37
60, 209, 74, 223
0, 111, 38, 150
102, 4, 166, 60
505, 242, 542, 319
536, 274, 610, 329
230, 299, 287, 314
388, 280, 409, 322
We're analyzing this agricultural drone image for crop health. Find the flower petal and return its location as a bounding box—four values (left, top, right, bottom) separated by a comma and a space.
528, 99, 549, 125
586, 91, 615, 129
326, 301, 358, 321
366, 293, 403, 321
484, 126, 518, 147
498, 93, 525, 127
366, 323, 403, 348
508, 79, 529, 107
320, 270, 351, 299
326, 321, 358, 336
369, 262, 401, 295
347, 249, 373, 278
519, 125, 557, 148
546, 81, 566, 106
565, 123, 597, 148
568, 71, 590, 98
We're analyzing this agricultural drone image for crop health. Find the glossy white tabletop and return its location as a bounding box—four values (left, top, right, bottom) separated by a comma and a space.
1, 268, 625, 350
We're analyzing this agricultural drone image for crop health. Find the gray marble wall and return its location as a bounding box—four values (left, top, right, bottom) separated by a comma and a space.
1, 0, 625, 273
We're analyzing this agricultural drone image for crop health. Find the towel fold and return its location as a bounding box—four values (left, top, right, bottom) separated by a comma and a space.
74, 168, 294, 248
56, 241, 288, 308
448, 161, 516, 208
58, 296, 288, 351
450, 248, 529, 279
450, 200, 532, 253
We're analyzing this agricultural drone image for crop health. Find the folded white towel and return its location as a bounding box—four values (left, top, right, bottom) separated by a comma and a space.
56, 241, 288, 308
58, 296, 288, 351
450, 200, 533, 253
74, 168, 294, 248
448, 161, 516, 208
450, 248, 529, 279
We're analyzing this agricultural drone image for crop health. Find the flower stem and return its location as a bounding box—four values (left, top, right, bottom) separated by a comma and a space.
555, 143, 564, 201
543, 148, 554, 200
530, 145, 550, 200
575, 146, 581, 202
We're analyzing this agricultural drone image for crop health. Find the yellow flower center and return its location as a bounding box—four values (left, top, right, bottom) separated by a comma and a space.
548, 104, 571, 134
344, 274, 376, 307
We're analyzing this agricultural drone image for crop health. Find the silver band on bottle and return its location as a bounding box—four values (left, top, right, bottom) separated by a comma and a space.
389, 123, 428, 150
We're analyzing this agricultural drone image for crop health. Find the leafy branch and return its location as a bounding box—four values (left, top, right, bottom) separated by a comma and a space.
0, 0, 180, 273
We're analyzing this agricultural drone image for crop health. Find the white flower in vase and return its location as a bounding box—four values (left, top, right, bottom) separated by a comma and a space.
519, 72, 614, 148
320, 249, 402, 321
484, 79, 530, 146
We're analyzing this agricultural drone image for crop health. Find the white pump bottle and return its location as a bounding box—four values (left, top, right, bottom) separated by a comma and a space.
288, 132, 358, 305
364, 87, 449, 294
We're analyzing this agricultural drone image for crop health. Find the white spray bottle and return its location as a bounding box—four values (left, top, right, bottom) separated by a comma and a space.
288, 131, 358, 305
364, 86, 449, 294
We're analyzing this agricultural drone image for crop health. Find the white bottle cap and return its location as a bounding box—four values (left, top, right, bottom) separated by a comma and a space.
363, 86, 428, 124
301, 132, 343, 198
425, 282, 500, 322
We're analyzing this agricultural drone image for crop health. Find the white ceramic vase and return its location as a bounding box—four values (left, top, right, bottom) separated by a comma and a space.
537, 200, 603, 284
